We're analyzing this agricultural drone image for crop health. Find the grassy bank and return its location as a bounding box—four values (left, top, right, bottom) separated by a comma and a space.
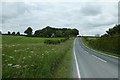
2, 35, 74, 78
81, 36, 120, 57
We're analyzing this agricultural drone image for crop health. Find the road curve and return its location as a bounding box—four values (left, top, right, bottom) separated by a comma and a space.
73, 37, 119, 78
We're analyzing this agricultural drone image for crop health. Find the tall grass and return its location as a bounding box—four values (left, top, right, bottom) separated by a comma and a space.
2, 35, 74, 78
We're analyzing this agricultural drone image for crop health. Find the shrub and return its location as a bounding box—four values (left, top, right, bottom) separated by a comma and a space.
44, 40, 61, 44
60, 37, 69, 42
44, 38, 69, 44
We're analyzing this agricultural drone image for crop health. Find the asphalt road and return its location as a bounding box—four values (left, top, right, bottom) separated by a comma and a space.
73, 37, 119, 78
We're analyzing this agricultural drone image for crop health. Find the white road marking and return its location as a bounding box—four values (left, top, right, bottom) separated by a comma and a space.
85, 51, 89, 53
74, 39, 81, 78
92, 55, 107, 63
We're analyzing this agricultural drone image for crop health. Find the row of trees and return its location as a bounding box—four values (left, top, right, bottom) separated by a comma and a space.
24, 26, 79, 37
101, 24, 120, 37
0, 31, 1, 34
7, 31, 20, 35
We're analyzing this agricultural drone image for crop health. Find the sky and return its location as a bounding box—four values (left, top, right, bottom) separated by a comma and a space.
0, 0, 119, 36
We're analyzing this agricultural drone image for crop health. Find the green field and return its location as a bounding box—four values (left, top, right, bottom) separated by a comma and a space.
2, 35, 74, 78
81, 36, 120, 57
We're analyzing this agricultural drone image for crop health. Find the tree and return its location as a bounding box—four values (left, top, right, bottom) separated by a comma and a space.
34, 30, 43, 37
55, 30, 63, 37
24, 27, 33, 36
8, 31, 11, 35
101, 34, 108, 37
34, 26, 79, 37
64, 29, 72, 37
71, 29, 79, 36
43, 26, 54, 37
16, 32, 20, 35
0, 31, 1, 34
12, 32, 15, 35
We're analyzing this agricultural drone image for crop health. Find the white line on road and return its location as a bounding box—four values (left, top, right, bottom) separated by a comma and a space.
92, 55, 107, 63
74, 39, 81, 78
85, 51, 89, 54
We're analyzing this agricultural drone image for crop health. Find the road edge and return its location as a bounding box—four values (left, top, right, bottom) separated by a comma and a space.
73, 38, 81, 78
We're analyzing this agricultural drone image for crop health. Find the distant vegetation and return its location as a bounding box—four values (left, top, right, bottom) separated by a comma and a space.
2, 31, 21, 36
101, 24, 120, 37
82, 24, 120, 57
34, 26, 79, 37
24, 27, 33, 36
2, 26, 79, 38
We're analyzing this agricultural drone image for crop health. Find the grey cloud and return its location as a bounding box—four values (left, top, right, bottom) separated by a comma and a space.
1, 2, 29, 23
1, 2, 118, 36
80, 3, 101, 16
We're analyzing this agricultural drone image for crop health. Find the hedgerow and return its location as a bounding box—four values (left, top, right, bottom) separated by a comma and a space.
85, 36, 120, 55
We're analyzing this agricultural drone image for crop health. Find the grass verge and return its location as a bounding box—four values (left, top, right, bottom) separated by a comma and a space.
53, 41, 72, 78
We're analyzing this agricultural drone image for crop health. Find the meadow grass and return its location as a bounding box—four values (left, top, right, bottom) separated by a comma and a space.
2, 35, 74, 78
2, 35, 64, 44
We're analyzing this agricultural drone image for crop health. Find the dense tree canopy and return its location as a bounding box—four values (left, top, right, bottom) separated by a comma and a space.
101, 24, 120, 37
24, 27, 33, 36
16, 32, 20, 35
8, 31, 10, 35
5, 26, 79, 37
12, 32, 15, 35
34, 26, 79, 37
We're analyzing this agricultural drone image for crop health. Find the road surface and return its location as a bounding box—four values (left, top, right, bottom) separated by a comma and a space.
73, 37, 119, 79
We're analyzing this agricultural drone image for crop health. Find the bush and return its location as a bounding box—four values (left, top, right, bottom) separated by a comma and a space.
60, 37, 69, 42
44, 40, 61, 44
44, 38, 69, 44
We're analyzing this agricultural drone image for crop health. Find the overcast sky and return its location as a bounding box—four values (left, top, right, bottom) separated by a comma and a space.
0, 0, 119, 36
